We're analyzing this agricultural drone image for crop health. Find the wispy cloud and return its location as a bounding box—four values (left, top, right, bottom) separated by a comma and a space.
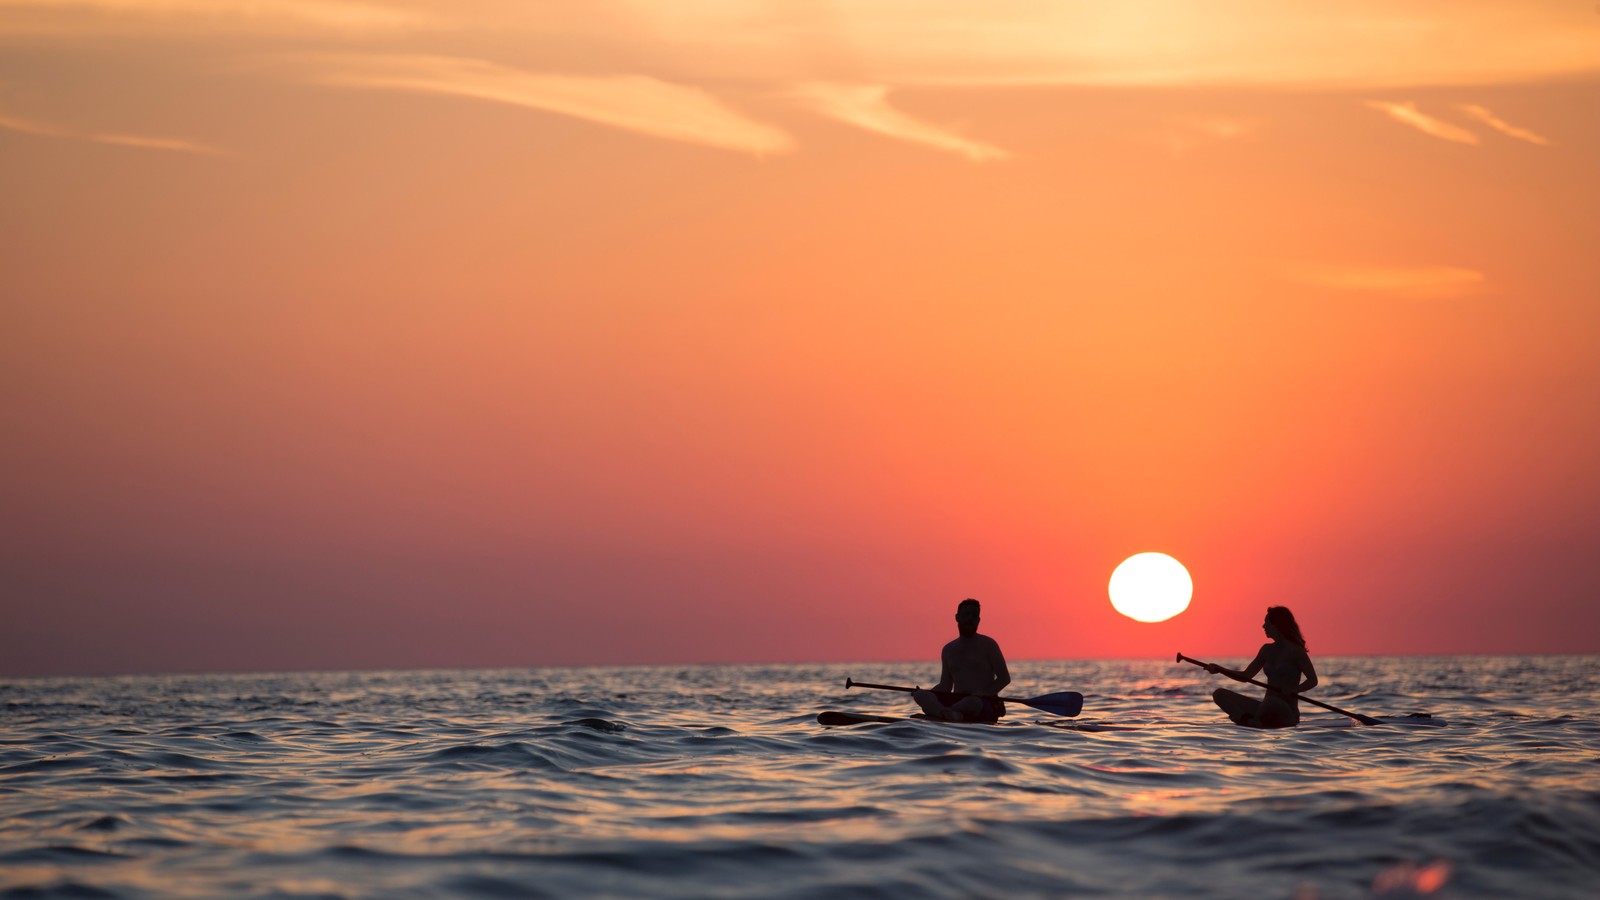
1159, 115, 1258, 156
0, 109, 219, 154
794, 83, 1009, 162
1286, 263, 1485, 298
0, 0, 422, 35
89, 132, 218, 153
1365, 101, 1479, 145
613, 2, 1600, 90
1456, 104, 1549, 146
297, 54, 793, 155
0, 112, 59, 138
6, 3, 1599, 89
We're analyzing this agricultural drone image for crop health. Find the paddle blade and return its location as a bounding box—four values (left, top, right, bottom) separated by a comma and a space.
1020, 691, 1084, 717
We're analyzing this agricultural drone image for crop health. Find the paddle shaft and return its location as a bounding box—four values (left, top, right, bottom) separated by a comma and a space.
1175, 653, 1379, 725
845, 678, 1019, 704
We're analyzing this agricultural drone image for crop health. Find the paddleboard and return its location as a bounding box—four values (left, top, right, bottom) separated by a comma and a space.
1300, 714, 1447, 728
1037, 720, 1138, 732
816, 711, 913, 725
817, 711, 1100, 728
817, 711, 1007, 726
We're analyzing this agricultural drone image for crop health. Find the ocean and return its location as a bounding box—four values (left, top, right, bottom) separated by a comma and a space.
3, 656, 1598, 898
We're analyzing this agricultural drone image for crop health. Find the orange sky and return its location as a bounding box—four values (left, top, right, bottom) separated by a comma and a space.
3, 2, 1599, 675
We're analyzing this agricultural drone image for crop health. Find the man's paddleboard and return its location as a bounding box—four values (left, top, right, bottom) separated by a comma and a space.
816, 711, 1060, 727
818, 711, 1016, 726
817, 711, 912, 725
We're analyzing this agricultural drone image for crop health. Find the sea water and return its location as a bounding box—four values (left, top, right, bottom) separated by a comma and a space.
2, 656, 1598, 898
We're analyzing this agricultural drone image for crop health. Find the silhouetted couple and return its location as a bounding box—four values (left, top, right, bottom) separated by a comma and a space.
914, 598, 1320, 728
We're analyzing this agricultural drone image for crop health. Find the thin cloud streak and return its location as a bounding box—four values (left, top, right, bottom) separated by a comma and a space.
4, 3, 1597, 88
0, 0, 422, 35
0, 113, 59, 137
1457, 104, 1549, 146
91, 133, 219, 153
614, 2, 1600, 89
0, 109, 219, 154
794, 82, 1009, 162
1286, 263, 1486, 298
1365, 101, 1479, 145
1159, 115, 1258, 156
300, 54, 793, 155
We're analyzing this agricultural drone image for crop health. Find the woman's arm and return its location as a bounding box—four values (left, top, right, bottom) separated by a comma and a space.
1206, 646, 1267, 682
1295, 651, 1319, 694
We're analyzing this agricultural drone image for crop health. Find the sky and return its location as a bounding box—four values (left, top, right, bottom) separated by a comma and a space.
3, 1, 1599, 676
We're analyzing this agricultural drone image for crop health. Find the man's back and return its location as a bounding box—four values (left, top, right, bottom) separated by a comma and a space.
915, 598, 1012, 722
942, 633, 1006, 695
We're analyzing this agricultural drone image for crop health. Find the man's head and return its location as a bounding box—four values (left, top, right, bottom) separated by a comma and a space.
955, 598, 980, 637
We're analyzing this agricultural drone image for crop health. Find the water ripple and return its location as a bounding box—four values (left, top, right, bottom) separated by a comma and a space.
1, 657, 1597, 897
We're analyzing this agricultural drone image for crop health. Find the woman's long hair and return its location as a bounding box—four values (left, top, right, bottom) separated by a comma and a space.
1266, 606, 1307, 649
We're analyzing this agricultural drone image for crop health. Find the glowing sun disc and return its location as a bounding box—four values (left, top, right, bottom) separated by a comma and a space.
1109, 552, 1193, 623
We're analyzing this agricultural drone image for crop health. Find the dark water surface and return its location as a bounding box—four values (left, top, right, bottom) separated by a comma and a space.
3, 656, 1598, 898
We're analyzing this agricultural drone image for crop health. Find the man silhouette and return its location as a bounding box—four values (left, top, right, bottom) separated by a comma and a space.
913, 598, 1011, 722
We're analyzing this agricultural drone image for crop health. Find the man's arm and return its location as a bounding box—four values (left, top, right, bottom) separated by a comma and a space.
988, 639, 1011, 695
933, 646, 954, 693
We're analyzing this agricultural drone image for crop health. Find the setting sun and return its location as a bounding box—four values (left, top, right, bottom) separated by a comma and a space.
1109, 553, 1193, 623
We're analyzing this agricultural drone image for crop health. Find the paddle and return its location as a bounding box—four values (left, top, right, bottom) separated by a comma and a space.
844, 678, 1084, 717
1174, 652, 1382, 726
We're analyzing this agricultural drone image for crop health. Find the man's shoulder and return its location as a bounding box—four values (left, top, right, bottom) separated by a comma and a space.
944, 634, 1005, 653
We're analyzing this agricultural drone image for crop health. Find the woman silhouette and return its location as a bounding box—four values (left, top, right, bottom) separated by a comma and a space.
1207, 606, 1319, 728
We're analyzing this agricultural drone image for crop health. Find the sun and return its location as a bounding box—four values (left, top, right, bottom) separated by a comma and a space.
1108, 552, 1193, 623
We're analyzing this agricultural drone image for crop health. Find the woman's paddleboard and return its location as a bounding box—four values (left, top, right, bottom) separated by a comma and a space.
1299, 714, 1447, 728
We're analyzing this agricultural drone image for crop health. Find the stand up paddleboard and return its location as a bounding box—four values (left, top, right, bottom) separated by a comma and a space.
816, 711, 970, 726
1299, 714, 1447, 728
818, 711, 911, 725
816, 711, 1130, 730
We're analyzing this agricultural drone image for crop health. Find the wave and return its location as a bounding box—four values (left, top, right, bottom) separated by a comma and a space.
1, 657, 1597, 898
